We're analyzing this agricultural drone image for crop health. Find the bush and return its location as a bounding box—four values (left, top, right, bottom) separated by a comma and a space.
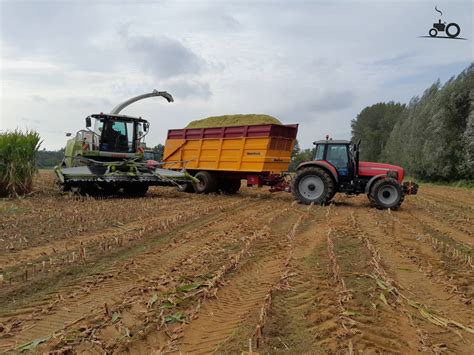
0, 130, 42, 197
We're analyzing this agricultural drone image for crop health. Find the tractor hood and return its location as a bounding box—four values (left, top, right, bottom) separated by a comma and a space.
359, 161, 404, 182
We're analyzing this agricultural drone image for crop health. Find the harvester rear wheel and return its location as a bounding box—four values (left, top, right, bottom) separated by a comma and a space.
195, 171, 218, 194
124, 184, 149, 197
292, 167, 335, 205
219, 179, 241, 194
369, 178, 404, 210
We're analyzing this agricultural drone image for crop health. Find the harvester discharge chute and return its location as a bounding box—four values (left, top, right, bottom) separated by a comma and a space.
55, 90, 196, 196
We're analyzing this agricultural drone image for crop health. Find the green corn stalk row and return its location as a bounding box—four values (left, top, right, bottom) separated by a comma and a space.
0, 130, 42, 197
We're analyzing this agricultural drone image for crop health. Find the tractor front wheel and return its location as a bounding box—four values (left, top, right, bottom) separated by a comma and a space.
292, 167, 335, 205
369, 178, 404, 210
194, 171, 218, 194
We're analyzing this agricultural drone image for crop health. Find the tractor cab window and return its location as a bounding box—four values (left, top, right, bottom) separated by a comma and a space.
100, 120, 134, 153
326, 145, 349, 176
314, 145, 324, 160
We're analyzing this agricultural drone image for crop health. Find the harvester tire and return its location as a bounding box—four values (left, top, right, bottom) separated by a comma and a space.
292, 167, 335, 205
124, 184, 149, 197
219, 179, 241, 194
195, 171, 218, 194
369, 178, 404, 210
177, 182, 195, 193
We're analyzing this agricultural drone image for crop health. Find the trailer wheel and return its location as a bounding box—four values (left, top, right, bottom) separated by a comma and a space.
369, 178, 404, 210
292, 167, 335, 205
219, 179, 241, 194
177, 182, 195, 193
124, 184, 149, 197
195, 171, 218, 194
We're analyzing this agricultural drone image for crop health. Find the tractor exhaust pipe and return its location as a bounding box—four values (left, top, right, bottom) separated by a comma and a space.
110, 90, 174, 115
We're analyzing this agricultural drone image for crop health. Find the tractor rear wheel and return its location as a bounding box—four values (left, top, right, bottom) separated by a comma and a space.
369, 178, 404, 210
292, 167, 335, 205
219, 179, 241, 194
194, 171, 218, 194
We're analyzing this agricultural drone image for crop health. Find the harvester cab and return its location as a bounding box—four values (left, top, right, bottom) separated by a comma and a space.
55, 90, 197, 196
292, 137, 418, 209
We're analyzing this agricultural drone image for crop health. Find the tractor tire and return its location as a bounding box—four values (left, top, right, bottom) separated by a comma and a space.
177, 182, 195, 193
194, 171, 218, 194
124, 184, 149, 197
369, 178, 404, 210
367, 194, 376, 207
446, 23, 460, 38
292, 167, 335, 205
219, 179, 241, 194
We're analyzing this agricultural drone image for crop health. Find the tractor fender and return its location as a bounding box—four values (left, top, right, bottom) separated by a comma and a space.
365, 174, 388, 194
296, 161, 339, 184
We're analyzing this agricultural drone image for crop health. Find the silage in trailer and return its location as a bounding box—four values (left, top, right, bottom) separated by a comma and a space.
185, 114, 282, 128
0, 130, 42, 197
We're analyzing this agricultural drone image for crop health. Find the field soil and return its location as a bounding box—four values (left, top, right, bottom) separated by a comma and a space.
0, 171, 472, 354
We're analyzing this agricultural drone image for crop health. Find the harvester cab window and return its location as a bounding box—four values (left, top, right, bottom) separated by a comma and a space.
100, 120, 133, 152
326, 145, 349, 176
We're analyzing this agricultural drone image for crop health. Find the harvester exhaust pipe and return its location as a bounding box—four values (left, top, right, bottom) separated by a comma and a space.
110, 90, 174, 115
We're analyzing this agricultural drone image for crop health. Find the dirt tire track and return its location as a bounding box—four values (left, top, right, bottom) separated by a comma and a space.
0, 198, 265, 350
171, 210, 303, 354
352, 209, 474, 353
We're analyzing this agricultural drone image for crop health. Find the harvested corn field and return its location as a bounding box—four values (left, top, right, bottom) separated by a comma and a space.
0, 171, 473, 354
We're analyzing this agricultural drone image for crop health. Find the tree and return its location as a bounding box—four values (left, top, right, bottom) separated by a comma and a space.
353, 63, 473, 182
351, 102, 405, 162
289, 140, 313, 171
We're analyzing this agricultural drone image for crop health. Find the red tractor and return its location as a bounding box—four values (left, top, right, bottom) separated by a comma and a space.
292, 138, 418, 209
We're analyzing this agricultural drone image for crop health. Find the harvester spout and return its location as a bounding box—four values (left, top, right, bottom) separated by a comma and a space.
109, 90, 174, 115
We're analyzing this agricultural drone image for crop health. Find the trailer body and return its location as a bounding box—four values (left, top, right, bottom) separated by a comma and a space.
162, 123, 298, 192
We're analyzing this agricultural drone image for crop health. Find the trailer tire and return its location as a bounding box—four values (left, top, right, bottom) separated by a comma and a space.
177, 182, 195, 193
369, 178, 404, 210
292, 167, 335, 205
195, 171, 218, 194
219, 179, 241, 194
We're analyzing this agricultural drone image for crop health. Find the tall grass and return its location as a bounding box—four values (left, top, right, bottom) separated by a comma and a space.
0, 130, 41, 197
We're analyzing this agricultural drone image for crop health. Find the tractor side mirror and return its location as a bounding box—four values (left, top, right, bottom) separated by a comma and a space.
85, 116, 92, 128
66, 132, 72, 137
144, 122, 149, 132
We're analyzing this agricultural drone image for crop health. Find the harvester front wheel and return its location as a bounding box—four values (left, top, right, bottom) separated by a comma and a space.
292, 167, 335, 205
219, 179, 241, 194
369, 178, 404, 210
124, 184, 149, 197
195, 171, 218, 194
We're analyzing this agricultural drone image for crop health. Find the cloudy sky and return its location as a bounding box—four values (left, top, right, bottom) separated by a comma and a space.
1, 0, 472, 150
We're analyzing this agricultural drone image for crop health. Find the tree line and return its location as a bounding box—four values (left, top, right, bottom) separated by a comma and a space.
351, 64, 473, 182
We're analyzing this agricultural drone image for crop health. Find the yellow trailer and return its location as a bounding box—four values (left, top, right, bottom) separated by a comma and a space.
162, 123, 298, 193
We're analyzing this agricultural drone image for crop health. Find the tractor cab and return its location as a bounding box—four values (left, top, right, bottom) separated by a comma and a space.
313, 139, 355, 180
